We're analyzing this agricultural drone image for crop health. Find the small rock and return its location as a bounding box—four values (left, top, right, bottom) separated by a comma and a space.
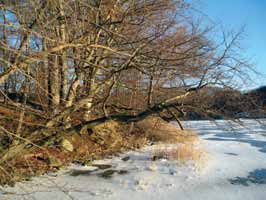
70, 169, 96, 176
118, 170, 129, 175
61, 139, 73, 152
121, 156, 130, 161
99, 169, 116, 178
92, 164, 112, 170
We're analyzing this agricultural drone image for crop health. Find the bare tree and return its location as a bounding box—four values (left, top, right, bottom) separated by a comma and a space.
0, 0, 255, 156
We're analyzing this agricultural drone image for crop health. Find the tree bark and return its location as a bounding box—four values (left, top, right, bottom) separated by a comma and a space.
58, 0, 68, 102
50, 55, 60, 110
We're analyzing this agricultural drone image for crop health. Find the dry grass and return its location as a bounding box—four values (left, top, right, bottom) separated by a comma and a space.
137, 115, 197, 143
152, 143, 207, 171
153, 144, 204, 162
138, 116, 207, 169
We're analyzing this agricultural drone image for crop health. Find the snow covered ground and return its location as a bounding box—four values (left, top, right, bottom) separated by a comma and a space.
1, 119, 266, 200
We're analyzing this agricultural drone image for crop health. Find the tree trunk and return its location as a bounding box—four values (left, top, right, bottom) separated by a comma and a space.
58, 0, 68, 102
50, 55, 60, 111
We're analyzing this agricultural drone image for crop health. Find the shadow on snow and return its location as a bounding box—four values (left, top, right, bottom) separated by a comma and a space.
186, 120, 266, 154
229, 169, 266, 186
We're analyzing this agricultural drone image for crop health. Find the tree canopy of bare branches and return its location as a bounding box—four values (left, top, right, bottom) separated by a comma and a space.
0, 0, 253, 142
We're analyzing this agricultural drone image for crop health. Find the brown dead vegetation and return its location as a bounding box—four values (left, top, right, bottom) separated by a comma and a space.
141, 116, 206, 166
152, 143, 205, 163
0, 116, 203, 186
0, 118, 148, 186
136, 115, 197, 143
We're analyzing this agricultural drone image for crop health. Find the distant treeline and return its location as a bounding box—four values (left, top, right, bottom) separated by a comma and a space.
180, 86, 266, 120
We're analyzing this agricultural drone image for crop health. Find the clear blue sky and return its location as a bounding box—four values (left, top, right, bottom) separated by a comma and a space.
194, 0, 266, 88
